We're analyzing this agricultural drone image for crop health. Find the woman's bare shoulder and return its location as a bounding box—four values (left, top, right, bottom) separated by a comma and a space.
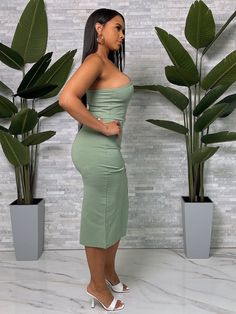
83, 53, 105, 66
59, 53, 105, 101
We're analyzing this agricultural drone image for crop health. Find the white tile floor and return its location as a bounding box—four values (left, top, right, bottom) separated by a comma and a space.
0, 248, 236, 314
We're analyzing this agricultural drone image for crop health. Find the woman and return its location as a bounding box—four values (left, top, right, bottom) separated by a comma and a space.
59, 8, 133, 311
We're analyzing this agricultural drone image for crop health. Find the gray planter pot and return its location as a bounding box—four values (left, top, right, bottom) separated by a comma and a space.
181, 196, 213, 259
10, 198, 45, 261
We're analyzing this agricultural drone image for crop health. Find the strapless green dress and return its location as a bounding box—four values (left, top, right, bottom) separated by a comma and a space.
71, 81, 134, 248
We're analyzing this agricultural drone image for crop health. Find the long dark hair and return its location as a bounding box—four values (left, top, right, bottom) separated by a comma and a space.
79, 8, 126, 130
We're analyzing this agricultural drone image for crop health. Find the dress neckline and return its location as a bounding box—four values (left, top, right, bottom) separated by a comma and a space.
87, 80, 132, 92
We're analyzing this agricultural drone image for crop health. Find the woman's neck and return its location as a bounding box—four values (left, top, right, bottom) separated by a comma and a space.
95, 44, 110, 59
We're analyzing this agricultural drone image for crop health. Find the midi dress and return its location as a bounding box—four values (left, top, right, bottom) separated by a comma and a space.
71, 80, 134, 248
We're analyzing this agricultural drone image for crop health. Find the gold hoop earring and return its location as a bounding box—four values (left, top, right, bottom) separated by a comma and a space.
97, 34, 104, 45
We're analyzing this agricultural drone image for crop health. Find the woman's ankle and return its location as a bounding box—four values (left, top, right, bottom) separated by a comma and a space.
104, 270, 120, 284
87, 280, 107, 293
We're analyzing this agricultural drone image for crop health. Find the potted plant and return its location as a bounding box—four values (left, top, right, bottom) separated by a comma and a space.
134, 0, 236, 258
0, 0, 76, 260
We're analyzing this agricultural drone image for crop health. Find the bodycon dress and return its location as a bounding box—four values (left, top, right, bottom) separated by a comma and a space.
71, 80, 134, 248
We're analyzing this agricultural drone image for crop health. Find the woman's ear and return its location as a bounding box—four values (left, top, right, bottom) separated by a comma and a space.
95, 22, 104, 35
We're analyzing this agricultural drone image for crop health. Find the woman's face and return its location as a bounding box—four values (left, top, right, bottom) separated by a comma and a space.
98, 15, 125, 51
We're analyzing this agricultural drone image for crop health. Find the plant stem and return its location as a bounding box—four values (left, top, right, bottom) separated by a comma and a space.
193, 164, 198, 201
194, 49, 199, 110
27, 164, 32, 203
188, 87, 194, 201
183, 111, 191, 198
30, 100, 34, 191
19, 166, 26, 203
198, 52, 204, 201
31, 120, 40, 196
193, 50, 199, 153
11, 98, 23, 204
14, 166, 22, 204
198, 54, 203, 100
188, 87, 193, 153
23, 164, 32, 204
200, 163, 204, 201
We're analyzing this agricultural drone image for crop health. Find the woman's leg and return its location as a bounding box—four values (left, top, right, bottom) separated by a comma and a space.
104, 240, 129, 291
85, 246, 124, 308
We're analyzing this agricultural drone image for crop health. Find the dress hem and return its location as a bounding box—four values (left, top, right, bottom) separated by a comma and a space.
80, 232, 126, 249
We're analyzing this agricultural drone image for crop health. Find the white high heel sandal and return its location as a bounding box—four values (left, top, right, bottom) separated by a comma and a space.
105, 279, 130, 293
87, 291, 125, 311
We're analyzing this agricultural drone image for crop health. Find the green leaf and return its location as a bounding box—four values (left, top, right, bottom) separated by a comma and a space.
22, 130, 55, 146
217, 94, 236, 117
134, 85, 189, 110
0, 42, 24, 69
194, 103, 228, 132
0, 81, 14, 96
133, 85, 160, 92
36, 49, 77, 98
38, 100, 64, 117
17, 52, 53, 92
185, 0, 215, 49
193, 84, 230, 116
155, 27, 199, 79
0, 95, 18, 118
9, 108, 38, 135
14, 84, 57, 99
201, 50, 236, 90
0, 131, 29, 166
202, 131, 236, 144
11, 0, 48, 63
146, 119, 188, 135
191, 146, 219, 165
165, 65, 199, 86
0, 125, 9, 132
203, 11, 236, 55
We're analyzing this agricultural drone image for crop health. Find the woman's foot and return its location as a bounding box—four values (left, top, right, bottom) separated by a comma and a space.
87, 282, 124, 309
105, 270, 129, 292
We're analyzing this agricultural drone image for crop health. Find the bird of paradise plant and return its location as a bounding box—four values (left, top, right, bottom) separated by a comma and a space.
0, 0, 76, 204
135, 0, 236, 202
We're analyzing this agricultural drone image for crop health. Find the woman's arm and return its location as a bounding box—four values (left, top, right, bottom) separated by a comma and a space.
59, 54, 120, 136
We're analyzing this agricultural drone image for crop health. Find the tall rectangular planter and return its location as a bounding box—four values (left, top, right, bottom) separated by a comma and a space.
181, 196, 213, 259
10, 198, 45, 261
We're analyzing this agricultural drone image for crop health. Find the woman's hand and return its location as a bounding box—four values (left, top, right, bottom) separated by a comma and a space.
101, 120, 121, 136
